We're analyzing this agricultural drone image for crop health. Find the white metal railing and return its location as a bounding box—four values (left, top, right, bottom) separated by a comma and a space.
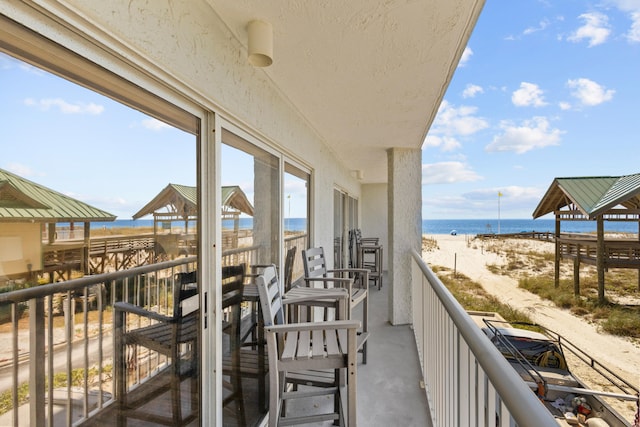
410, 249, 558, 427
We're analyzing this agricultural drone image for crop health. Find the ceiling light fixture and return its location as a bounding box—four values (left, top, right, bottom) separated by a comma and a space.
247, 20, 273, 67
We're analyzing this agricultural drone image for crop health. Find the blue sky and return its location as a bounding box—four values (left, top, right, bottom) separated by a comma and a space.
2, 1, 640, 221
423, 0, 640, 219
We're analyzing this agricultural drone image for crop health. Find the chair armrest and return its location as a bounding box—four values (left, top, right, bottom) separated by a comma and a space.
114, 301, 175, 324
304, 277, 353, 297
327, 269, 369, 290
283, 289, 348, 306
329, 268, 369, 275
264, 319, 360, 334
304, 276, 352, 284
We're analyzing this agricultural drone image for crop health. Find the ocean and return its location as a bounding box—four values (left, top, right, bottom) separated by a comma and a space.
88, 218, 639, 235
421, 219, 639, 235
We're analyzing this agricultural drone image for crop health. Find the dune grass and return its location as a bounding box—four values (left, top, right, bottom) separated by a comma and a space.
431, 265, 533, 325
479, 237, 640, 340
520, 274, 640, 338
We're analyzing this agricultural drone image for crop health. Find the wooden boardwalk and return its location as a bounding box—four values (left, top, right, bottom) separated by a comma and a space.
557, 234, 640, 268
43, 234, 171, 280
475, 231, 554, 241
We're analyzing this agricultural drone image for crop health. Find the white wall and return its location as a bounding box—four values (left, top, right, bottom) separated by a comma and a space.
361, 183, 388, 260
0, 222, 42, 278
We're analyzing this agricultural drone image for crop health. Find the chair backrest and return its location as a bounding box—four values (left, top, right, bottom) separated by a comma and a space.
283, 246, 297, 292
221, 263, 246, 309
348, 229, 361, 267
174, 270, 199, 318
255, 265, 285, 327
221, 264, 246, 351
302, 247, 328, 281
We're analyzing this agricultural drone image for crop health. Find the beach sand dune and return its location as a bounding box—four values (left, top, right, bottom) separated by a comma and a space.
422, 233, 640, 419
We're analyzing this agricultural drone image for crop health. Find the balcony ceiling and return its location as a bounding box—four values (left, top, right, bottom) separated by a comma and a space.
207, 0, 485, 183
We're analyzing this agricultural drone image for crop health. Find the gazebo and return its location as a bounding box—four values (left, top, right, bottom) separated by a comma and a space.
132, 184, 254, 256
533, 174, 640, 302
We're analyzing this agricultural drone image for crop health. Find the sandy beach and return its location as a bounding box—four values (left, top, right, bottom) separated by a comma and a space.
421, 233, 640, 417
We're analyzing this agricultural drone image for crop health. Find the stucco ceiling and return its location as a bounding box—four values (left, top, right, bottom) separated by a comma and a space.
207, 0, 485, 183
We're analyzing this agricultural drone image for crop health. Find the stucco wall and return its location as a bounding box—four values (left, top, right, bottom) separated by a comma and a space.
43, 0, 360, 252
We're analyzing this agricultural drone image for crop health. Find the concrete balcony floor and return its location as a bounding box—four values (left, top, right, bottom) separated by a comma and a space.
284, 277, 432, 426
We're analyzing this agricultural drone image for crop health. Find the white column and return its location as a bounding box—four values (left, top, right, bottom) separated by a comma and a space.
387, 148, 421, 325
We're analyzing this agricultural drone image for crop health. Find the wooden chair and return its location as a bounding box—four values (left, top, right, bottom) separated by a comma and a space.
115, 270, 199, 426
242, 245, 298, 346
283, 245, 297, 293
255, 265, 359, 427
220, 263, 248, 425
353, 230, 383, 291
221, 263, 269, 423
302, 246, 369, 363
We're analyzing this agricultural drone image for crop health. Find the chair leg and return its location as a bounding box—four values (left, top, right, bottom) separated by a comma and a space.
171, 354, 182, 425
115, 313, 127, 426
333, 368, 341, 426
362, 293, 368, 364
232, 357, 246, 426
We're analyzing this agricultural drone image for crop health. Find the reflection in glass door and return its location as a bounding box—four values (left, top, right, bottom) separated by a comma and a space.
0, 46, 200, 425
221, 129, 280, 425
284, 163, 310, 287
333, 189, 358, 269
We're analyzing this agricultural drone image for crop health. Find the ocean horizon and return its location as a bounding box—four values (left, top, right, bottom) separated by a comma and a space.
84, 218, 640, 235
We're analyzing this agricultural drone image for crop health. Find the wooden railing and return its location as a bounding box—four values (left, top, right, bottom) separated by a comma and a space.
476, 231, 554, 241
557, 235, 640, 267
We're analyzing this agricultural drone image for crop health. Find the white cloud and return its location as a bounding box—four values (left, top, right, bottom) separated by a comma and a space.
423, 135, 461, 152
5, 162, 40, 178
464, 186, 542, 201
523, 18, 550, 35
426, 101, 489, 152
462, 84, 484, 98
23, 98, 104, 115
566, 78, 615, 106
432, 101, 489, 136
558, 101, 572, 110
567, 12, 611, 47
512, 82, 548, 107
603, 1, 640, 42
459, 46, 473, 67
628, 11, 640, 42
422, 161, 482, 185
142, 118, 172, 131
485, 116, 563, 154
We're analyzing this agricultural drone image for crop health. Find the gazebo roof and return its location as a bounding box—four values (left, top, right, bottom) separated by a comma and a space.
0, 168, 116, 223
533, 173, 640, 220
132, 184, 254, 219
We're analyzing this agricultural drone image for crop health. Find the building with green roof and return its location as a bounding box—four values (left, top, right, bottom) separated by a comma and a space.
0, 168, 115, 283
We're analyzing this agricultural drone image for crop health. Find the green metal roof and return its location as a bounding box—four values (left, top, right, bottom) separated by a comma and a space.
533, 173, 640, 219
0, 168, 116, 222
132, 184, 254, 219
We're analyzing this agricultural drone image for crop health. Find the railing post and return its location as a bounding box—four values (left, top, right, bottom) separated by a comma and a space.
29, 297, 45, 427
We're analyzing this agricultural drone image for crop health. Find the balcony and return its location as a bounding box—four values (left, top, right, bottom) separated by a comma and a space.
0, 248, 561, 426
